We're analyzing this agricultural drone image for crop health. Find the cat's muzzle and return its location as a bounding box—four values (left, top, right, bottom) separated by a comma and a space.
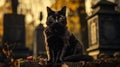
50, 23, 65, 33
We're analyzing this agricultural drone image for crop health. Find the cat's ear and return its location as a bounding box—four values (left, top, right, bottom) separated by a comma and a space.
47, 7, 54, 16
47, 7, 52, 13
60, 6, 66, 15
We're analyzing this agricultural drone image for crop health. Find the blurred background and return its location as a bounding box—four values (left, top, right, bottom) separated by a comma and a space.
0, 0, 120, 59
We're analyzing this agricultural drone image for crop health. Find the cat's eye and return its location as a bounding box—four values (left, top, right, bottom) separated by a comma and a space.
59, 17, 63, 20
47, 16, 55, 22
59, 15, 65, 22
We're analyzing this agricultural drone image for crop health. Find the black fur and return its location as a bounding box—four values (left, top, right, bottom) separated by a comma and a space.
44, 6, 83, 64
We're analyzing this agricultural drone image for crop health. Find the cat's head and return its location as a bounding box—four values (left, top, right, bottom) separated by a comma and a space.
46, 6, 67, 27
46, 6, 67, 34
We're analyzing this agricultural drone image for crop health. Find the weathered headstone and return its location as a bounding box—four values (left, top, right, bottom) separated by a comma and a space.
87, 0, 120, 59
36, 23, 46, 57
3, 0, 30, 59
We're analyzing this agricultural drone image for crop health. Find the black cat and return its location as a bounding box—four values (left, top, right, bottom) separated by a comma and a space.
44, 6, 83, 64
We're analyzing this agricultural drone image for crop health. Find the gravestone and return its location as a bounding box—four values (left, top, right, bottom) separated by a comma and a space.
36, 23, 46, 57
87, 0, 120, 59
3, 0, 30, 59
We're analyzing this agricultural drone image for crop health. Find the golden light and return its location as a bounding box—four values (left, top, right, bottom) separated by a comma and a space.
0, 0, 6, 7
25, 13, 33, 24
67, 0, 80, 11
85, 0, 92, 16
107, 0, 115, 3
